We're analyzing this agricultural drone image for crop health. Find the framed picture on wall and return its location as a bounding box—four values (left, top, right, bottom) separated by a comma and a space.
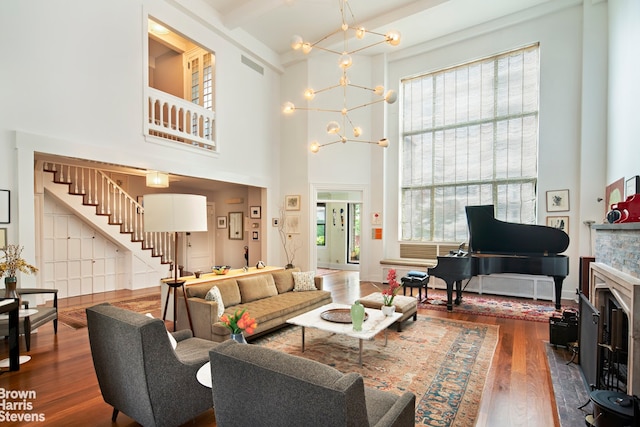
250, 206, 261, 219
252, 230, 259, 241
285, 195, 300, 211
626, 176, 640, 198
0, 228, 6, 249
546, 189, 569, 212
217, 216, 227, 229
546, 216, 569, 234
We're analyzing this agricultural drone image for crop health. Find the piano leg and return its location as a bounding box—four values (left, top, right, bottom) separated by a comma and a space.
553, 276, 564, 310
445, 280, 464, 311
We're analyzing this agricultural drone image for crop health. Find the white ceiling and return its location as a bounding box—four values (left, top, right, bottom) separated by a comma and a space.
201, 0, 556, 56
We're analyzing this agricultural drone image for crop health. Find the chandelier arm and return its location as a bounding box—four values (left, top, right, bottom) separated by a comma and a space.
292, 106, 345, 114
309, 45, 344, 56
313, 83, 343, 95
346, 98, 385, 112
310, 28, 344, 48
347, 39, 387, 55
347, 83, 379, 92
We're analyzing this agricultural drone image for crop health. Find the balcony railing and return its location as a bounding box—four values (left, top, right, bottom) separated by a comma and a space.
146, 87, 216, 151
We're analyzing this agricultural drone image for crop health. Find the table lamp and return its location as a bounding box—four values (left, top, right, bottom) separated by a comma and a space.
143, 193, 207, 332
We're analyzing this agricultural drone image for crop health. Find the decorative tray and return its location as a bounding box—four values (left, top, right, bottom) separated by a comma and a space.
320, 308, 368, 324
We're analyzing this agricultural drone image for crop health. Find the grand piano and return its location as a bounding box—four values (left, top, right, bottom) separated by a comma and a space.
428, 205, 570, 311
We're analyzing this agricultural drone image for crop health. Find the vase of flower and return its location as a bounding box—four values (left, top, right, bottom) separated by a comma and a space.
381, 305, 396, 316
350, 301, 365, 331
220, 308, 258, 344
230, 332, 248, 344
4, 276, 18, 301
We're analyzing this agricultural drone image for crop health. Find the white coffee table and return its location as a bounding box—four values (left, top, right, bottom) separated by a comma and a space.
286, 303, 401, 367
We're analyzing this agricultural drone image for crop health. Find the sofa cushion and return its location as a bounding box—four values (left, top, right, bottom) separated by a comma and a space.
293, 271, 317, 291
237, 275, 278, 304
205, 285, 225, 317
271, 268, 298, 294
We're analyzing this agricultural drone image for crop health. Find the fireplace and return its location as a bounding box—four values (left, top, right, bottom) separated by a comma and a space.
589, 223, 640, 395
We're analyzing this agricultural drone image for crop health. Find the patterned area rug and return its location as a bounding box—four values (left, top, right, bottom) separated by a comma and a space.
418, 288, 569, 322
253, 315, 498, 427
57, 294, 162, 329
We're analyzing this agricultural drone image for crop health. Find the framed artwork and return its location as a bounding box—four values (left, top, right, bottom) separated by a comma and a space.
626, 176, 640, 198
285, 195, 300, 211
217, 216, 227, 229
546, 189, 569, 212
228, 212, 243, 240
0, 228, 6, 249
0, 190, 9, 223
605, 178, 625, 211
546, 216, 569, 234
250, 206, 261, 219
284, 215, 300, 234
252, 230, 259, 241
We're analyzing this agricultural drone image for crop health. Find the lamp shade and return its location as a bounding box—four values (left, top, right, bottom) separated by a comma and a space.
143, 193, 208, 232
146, 171, 169, 188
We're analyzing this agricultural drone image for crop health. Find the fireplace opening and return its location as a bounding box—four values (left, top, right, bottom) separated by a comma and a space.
597, 291, 629, 393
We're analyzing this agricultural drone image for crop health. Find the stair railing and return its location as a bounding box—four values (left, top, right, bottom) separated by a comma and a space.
42, 161, 174, 264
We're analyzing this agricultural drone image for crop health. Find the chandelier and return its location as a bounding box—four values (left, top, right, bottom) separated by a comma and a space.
282, 0, 401, 153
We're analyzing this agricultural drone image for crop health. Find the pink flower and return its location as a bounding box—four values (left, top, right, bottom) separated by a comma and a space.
373, 269, 403, 306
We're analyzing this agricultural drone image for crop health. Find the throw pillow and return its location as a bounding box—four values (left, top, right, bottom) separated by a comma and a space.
145, 313, 177, 349
205, 285, 225, 317
292, 271, 317, 291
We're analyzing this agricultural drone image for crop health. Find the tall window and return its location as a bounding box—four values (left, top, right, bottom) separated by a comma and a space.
400, 44, 540, 242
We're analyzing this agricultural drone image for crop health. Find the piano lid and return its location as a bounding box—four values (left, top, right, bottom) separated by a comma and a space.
465, 205, 569, 255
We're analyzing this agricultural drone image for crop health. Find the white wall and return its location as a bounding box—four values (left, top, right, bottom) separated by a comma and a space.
608, 0, 640, 185
0, 0, 282, 286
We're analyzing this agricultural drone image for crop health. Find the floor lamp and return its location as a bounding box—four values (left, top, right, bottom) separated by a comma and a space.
143, 193, 208, 332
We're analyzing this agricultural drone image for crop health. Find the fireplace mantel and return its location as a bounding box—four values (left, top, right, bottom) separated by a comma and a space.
589, 223, 640, 394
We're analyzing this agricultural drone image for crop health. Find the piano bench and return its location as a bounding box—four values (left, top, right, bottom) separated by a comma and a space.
401, 274, 429, 301
358, 293, 417, 332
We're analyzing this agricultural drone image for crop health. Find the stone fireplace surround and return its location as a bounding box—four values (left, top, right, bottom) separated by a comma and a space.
590, 223, 640, 395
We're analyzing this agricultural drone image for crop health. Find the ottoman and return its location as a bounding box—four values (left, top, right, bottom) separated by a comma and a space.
401, 271, 429, 301
358, 293, 418, 332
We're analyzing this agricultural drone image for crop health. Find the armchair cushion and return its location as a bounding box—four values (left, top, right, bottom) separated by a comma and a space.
210, 340, 416, 427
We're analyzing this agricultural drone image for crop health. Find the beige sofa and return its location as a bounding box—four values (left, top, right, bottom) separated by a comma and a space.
176, 268, 332, 342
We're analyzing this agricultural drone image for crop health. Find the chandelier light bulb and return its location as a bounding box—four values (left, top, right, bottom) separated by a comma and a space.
310, 141, 320, 153
384, 90, 398, 104
341, 23, 349, 32
291, 35, 303, 50
385, 30, 401, 46
356, 27, 366, 39
353, 127, 362, 137
339, 54, 353, 69
341, 108, 347, 115
326, 121, 340, 134
378, 138, 389, 148
283, 102, 295, 114
304, 89, 315, 100
302, 42, 312, 54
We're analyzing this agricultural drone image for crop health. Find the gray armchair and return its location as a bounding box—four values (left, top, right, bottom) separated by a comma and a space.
0, 288, 58, 351
209, 340, 416, 427
86, 303, 217, 427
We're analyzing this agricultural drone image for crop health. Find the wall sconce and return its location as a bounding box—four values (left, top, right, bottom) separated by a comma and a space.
146, 171, 169, 188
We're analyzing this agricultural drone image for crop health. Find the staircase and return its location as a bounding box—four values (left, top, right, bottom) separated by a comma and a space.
42, 161, 174, 284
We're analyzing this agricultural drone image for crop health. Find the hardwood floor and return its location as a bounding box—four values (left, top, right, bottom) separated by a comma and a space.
0, 272, 560, 426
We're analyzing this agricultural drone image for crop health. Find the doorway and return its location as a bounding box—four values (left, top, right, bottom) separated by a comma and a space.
313, 187, 363, 272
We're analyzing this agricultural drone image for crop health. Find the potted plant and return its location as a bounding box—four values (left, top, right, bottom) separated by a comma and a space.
374, 269, 402, 316
0, 244, 38, 300
219, 308, 258, 344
